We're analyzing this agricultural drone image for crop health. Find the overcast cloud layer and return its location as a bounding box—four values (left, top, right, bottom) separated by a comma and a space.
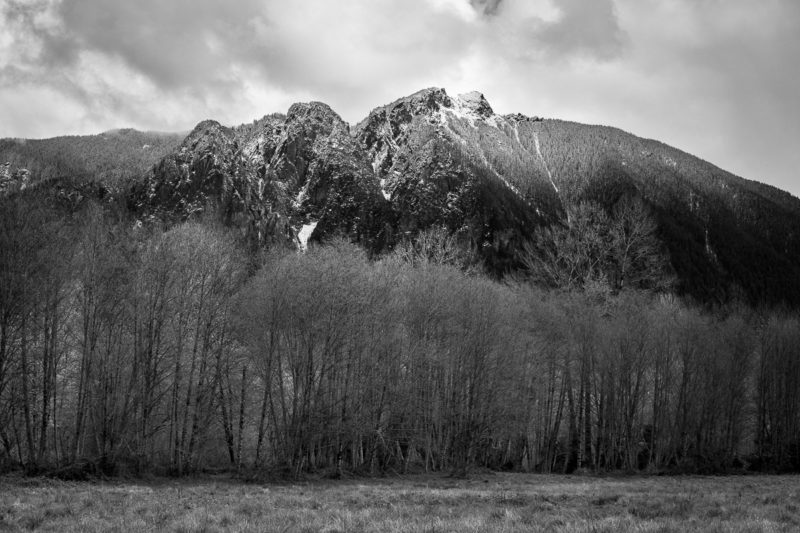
1, 0, 798, 196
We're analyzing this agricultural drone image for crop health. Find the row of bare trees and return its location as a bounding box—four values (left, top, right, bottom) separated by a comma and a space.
1, 200, 799, 475
0, 199, 246, 474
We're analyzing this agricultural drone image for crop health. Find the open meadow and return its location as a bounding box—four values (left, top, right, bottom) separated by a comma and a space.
1, 473, 799, 532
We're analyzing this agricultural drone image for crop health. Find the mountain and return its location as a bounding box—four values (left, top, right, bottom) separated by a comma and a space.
4, 88, 800, 307
131, 104, 391, 251
355, 88, 800, 305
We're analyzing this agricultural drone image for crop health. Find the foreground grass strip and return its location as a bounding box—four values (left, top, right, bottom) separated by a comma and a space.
1, 474, 799, 532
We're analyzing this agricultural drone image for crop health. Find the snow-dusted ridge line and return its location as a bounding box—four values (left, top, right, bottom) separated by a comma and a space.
436, 104, 522, 197
440, 91, 503, 129
444, 97, 478, 128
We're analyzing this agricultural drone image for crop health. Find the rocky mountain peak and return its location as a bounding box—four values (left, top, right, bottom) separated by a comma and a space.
286, 101, 348, 135
504, 113, 542, 123
4, 87, 800, 307
271, 102, 354, 186
181, 120, 234, 155
355, 88, 452, 131
369, 88, 496, 123
405, 87, 453, 111
454, 91, 494, 119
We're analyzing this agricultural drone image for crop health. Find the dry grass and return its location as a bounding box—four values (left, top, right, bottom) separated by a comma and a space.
1, 473, 799, 532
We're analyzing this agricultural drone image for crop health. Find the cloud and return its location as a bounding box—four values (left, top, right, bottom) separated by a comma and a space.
609, 0, 800, 196
3, 0, 625, 101
536, 0, 626, 60
55, 0, 268, 88
470, 0, 627, 62
0, 0, 798, 196
470, 0, 503, 15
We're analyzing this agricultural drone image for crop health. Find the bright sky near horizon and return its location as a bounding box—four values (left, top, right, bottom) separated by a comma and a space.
1, 0, 799, 196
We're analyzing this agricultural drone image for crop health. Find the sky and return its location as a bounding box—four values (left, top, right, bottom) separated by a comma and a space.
1, 0, 799, 196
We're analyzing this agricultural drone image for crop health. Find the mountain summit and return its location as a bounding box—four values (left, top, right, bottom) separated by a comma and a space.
453, 90, 495, 119
4, 88, 800, 306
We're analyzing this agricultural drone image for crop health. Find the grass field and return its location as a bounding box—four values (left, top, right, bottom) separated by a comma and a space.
1, 473, 799, 532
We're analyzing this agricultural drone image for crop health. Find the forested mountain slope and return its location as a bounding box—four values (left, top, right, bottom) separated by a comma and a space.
528, 119, 800, 305
0, 129, 184, 195
4, 88, 800, 307
354, 88, 800, 305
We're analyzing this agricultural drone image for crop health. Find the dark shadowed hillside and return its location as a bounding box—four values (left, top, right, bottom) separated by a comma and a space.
526, 119, 800, 306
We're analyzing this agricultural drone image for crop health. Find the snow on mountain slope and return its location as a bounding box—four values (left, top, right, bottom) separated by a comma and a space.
110, 87, 800, 305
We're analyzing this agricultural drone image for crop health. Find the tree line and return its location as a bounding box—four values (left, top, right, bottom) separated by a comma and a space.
1, 194, 799, 478
0, 130, 183, 191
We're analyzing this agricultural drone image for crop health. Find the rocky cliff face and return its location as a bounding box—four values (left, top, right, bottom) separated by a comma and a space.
270, 102, 388, 248
134, 102, 391, 252
135, 88, 549, 268
110, 88, 800, 305
353, 87, 548, 270
354, 88, 567, 221
0, 162, 30, 197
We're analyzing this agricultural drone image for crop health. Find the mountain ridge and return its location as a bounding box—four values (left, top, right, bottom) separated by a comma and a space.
3, 88, 800, 307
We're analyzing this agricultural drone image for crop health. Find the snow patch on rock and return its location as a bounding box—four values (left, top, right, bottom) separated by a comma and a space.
294, 184, 309, 208
298, 221, 318, 251
379, 178, 391, 200
533, 131, 559, 194
438, 91, 497, 129
478, 150, 521, 196
512, 123, 522, 145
